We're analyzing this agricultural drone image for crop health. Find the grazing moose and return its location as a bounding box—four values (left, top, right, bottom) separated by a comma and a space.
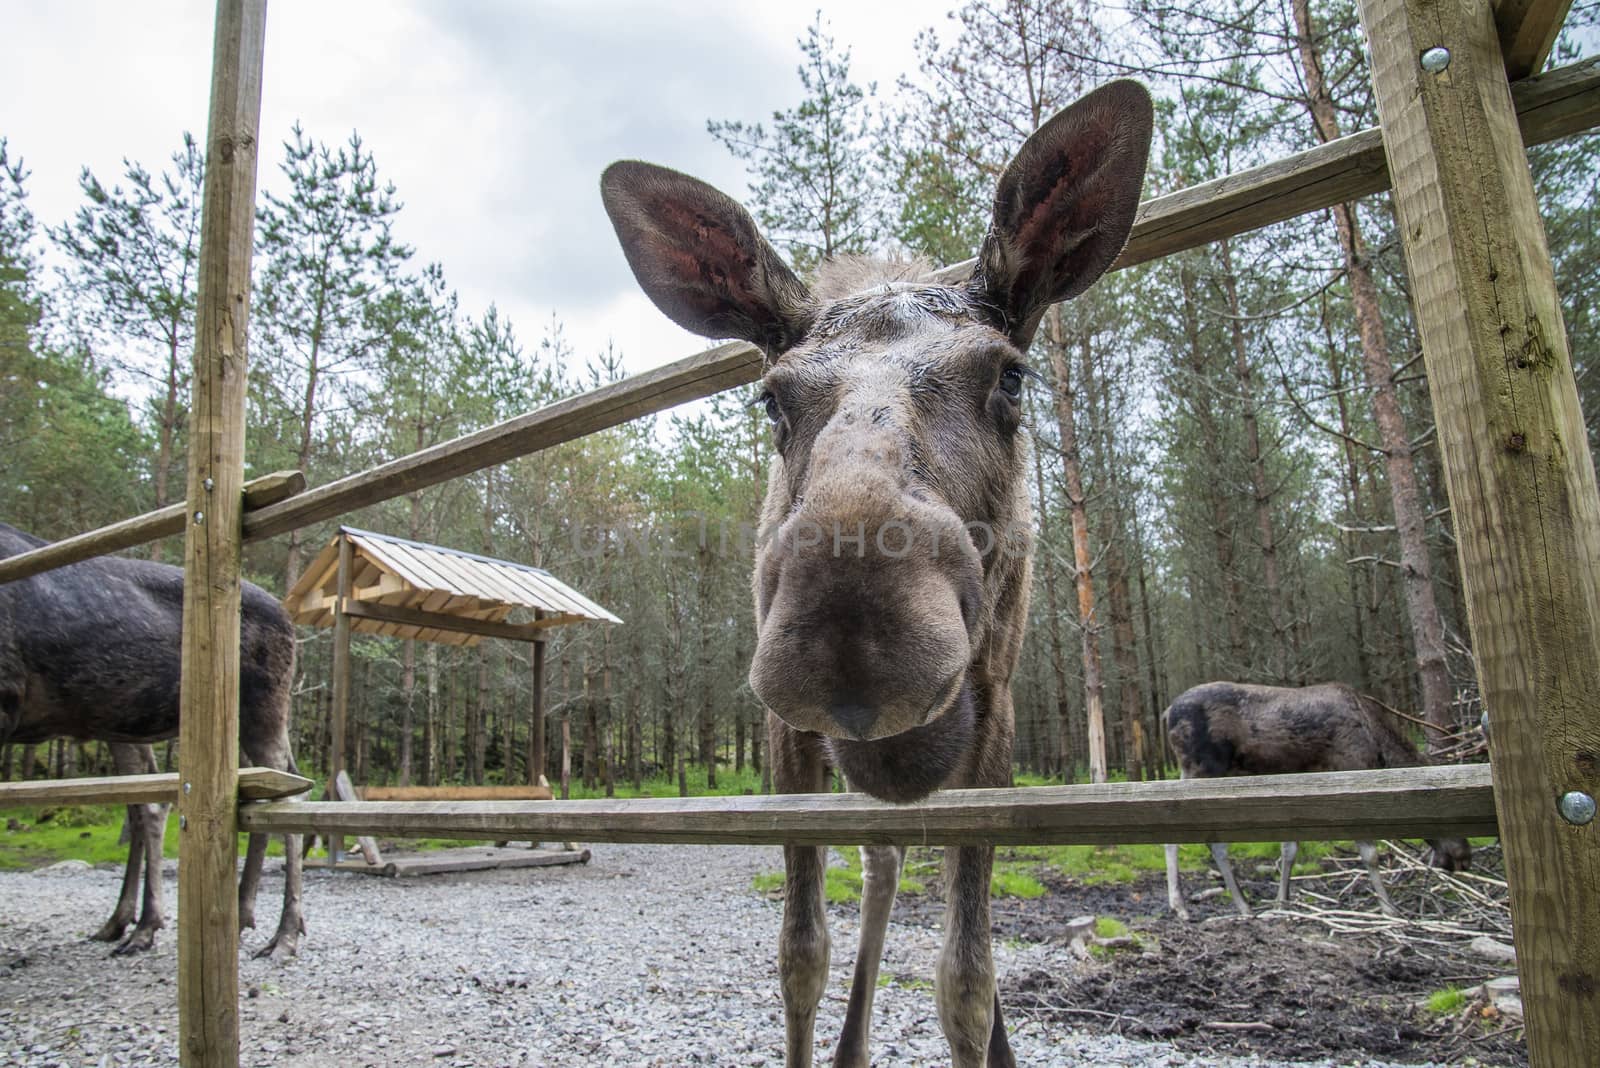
603, 80, 1152, 1068
0, 522, 306, 957
1162, 681, 1473, 920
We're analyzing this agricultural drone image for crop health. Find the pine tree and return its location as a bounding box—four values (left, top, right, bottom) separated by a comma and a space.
53, 134, 205, 549
707, 14, 882, 273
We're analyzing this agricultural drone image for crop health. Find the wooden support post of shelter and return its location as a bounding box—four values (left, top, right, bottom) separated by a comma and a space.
174, 2, 266, 1065
1358, 0, 1600, 1063
529, 615, 546, 788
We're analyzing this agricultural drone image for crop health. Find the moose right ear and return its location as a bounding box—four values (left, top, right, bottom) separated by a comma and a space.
601, 161, 816, 357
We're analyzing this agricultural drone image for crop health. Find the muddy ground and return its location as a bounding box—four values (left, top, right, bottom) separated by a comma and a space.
892, 848, 1526, 1066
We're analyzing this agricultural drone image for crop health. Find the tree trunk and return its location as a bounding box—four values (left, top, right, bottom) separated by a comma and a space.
1219, 237, 1289, 680
1178, 262, 1247, 672
1292, 0, 1451, 752
1046, 306, 1107, 783
1031, 427, 1076, 780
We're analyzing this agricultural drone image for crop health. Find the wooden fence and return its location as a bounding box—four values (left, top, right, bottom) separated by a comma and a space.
1, 1, 1596, 1065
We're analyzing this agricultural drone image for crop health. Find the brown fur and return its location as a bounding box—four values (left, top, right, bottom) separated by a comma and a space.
602, 81, 1153, 1067
0, 521, 306, 957
1162, 681, 1473, 920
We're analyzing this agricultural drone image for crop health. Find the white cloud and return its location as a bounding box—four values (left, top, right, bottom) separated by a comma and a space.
4, 0, 937, 384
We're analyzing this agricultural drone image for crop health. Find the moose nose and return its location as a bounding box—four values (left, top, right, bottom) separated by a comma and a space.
830, 701, 879, 739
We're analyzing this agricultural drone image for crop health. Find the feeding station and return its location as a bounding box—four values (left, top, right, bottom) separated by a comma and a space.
283, 526, 621, 805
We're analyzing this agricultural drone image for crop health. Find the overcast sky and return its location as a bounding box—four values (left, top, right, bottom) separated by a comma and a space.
4, 0, 941, 380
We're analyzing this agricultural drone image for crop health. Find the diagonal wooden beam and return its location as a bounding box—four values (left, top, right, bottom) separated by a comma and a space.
1494, 0, 1573, 80
0, 470, 303, 585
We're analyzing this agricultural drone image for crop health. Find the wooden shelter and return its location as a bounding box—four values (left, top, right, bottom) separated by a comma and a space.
1, 1, 1596, 1064
283, 527, 620, 786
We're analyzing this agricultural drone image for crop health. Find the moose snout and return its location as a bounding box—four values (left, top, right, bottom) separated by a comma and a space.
750, 470, 982, 742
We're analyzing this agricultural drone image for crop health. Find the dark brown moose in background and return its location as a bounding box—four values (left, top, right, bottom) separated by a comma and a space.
0, 522, 306, 958
1162, 681, 1473, 920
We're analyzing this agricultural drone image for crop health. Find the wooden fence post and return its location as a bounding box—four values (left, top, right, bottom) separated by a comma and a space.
1358, 0, 1600, 1063
176, 2, 267, 1065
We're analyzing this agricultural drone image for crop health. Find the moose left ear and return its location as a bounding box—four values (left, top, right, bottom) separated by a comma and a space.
969, 80, 1153, 350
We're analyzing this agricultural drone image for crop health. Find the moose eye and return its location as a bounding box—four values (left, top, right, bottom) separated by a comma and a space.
761, 391, 782, 425
998, 367, 1027, 399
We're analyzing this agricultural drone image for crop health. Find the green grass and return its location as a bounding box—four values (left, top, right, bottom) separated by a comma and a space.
990, 865, 1046, 899
1094, 916, 1129, 939
1426, 986, 1467, 1015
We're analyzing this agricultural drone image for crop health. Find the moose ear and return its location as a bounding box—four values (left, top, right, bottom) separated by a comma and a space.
601, 161, 816, 357
969, 80, 1153, 350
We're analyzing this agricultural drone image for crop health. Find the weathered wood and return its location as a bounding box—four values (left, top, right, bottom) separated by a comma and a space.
340, 599, 581, 643
528, 636, 546, 787
1494, 0, 1573, 80
307, 845, 590, 877
333, 769, 382, 865
0, 471, 303, 585
1358, 0, 1600, 1064
240, 765, 1497, 845
176, 6, 266, 1063
329, 536, 353, 782
361, 784, 555, 801
0, 767, 312, 807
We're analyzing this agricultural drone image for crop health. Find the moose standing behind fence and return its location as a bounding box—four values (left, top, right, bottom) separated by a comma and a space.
0, 522, 306, 957
1162, 681, 1473, 920
603, 80, 1153, 1068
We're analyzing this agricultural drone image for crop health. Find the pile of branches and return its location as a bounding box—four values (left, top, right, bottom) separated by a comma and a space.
1273, 839, 1512, 948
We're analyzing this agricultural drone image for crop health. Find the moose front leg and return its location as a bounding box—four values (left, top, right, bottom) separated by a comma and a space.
833, 843, 904, 1068
1275, 841, 1300, 909
937, 844, 1014, 1068
1357, 840, 1400, 917
780, 843, 831, 1068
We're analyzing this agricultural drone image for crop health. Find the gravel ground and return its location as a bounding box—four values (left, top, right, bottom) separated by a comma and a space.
2, 844, 1443, 1067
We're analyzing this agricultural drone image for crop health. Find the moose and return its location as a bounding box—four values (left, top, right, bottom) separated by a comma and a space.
1162, 681, 1473, 920
603, 80, 1152, 1067
0, 522, 306, 957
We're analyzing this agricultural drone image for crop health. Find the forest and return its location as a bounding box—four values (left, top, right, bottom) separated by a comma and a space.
3, 0, 1596, 796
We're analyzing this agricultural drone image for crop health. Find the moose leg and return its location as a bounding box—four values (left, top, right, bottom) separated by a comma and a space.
936, 844, 1012, 1068
1275, 841, 1299, 909
833, 843, 903, 1068
94, 743, 164, 950
1209, 842, 1252, 917
1357, 840, 1400, 917
91, 803, 143, 944
772, 718, 830, 1067
780, 844, 832, 1068
255, 831, 305, 959
241, 728, 307, 958
1164, 844, 1190, 921
116, 796, 170, 955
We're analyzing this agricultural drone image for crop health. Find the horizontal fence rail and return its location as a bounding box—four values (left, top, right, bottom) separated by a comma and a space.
238, 765, 1496, 847
0, 767, 313, 807
1, 61, 1593, 586
0, 471, 304, 585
